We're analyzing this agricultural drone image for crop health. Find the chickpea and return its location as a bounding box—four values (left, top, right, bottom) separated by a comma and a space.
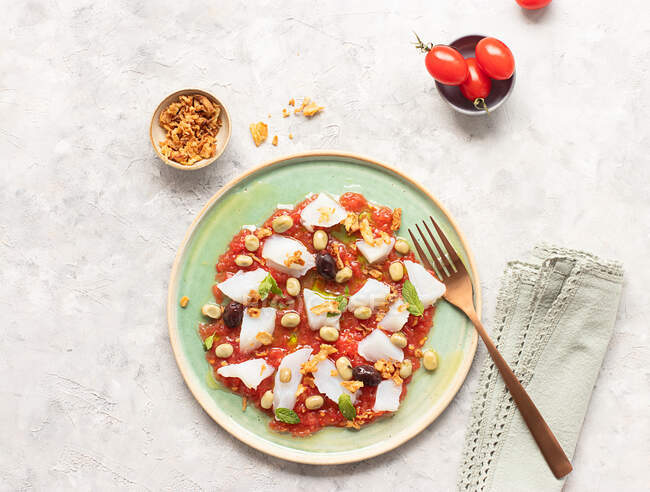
319, 326, 339, 342
305, 395, 324, 410
281, 312, 301, 328
394, 239, 410, 255
312, 230, 328, 250
272, 215, 293, 233
335, 266, 353, 283
390, 332, 408, 349
335, 356, 353, 381
353, 306, 372, 320
423, 349, 439, 371
286, 277, 301, 297
235, 254, 253, 267
279, 367, 292, 383
201, 303, 222, 319
399, 359, 413, 379
244, 234, 260, 252
214, 343, 234, 358
389, 262, 404, 282
261, 390, 274, 409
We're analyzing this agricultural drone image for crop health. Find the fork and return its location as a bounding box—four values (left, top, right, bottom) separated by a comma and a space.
409, 217, 573, 479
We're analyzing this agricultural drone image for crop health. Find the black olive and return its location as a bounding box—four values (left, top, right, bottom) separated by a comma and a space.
223, 302, 244, 328
351, 364, 382, 386
316, 252, 337, 281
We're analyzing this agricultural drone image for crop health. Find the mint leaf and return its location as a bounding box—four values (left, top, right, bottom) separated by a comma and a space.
259, 273, 282, 300
338, 394, 356, 421
402, 280, 424, 316
275, 407, 301, 424
204, 334, 215, 350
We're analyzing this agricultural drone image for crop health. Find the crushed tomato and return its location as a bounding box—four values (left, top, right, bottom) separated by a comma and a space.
199, 194, 438, 436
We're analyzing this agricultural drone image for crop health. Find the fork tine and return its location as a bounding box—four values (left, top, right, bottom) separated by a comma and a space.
430, 216, 462, 268
408, 229, 434, 271
422, 221, 455, 274
415, 224, 447, 276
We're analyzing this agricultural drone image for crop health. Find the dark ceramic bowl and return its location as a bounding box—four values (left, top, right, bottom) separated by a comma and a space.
435, 34, 515, 115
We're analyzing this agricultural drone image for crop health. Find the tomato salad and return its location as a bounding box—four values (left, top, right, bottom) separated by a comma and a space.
197, 192, 445, 435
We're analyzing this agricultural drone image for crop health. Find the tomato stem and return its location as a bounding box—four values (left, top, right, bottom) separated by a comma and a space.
412, 31, 433, 53
473, 98, 489, 113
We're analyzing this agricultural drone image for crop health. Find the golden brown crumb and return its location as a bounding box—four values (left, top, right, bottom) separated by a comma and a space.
294, 98, 309, 114
391, 208, 402, 231
289, 133, 293, 139
284, 250, 305, 267
256, 331, 273, 345
248, 289, 261, 303
179, 296, 189, 308
341, 380, 364, 393
302, 100, 324, 116
288, 98, 295, 106
282, 108, 290, 118
247, 307, 261, 318
301, 344, 337, 374
272, 135, 278, 146
254, 227, 272, 239
310, 300, 340, 316
331, 243, 345, 270
250, 121, 268, 146
344, 213, 360, 233
360, 217, 379, 246
249, 253, 265, 265
368, 269, 383, 280
158, 94, 221, 166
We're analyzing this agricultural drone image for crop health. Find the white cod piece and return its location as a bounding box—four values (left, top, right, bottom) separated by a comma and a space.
356, 237, 395, 264
300, 193, 348, 231
303, 288, 341, 331
217, 359, 275, 390
216, 269, 268, 305
239, 307, 277, 353
273, 347, 313, 413
404, 260, 446, 307
261, 235, 316, 277
347, 279, 390, 312
377, 298, 410, 332
312, 357, 357, 404
357, 329, 404, 362
373, 379, 402, 412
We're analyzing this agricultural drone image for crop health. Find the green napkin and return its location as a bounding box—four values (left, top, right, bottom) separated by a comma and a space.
458, 245, 623, 492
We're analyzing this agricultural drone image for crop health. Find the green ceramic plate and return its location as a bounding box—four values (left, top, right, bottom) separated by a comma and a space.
168, 151, 480, 464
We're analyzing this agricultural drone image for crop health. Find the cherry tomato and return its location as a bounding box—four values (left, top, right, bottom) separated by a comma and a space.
515, 0, 552, 9
475, 37, 515, 80
459, 58, 492, 102
424, 45, 468, 85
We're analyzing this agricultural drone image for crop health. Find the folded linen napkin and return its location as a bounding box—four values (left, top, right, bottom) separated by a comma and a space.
458, 245, 623, 492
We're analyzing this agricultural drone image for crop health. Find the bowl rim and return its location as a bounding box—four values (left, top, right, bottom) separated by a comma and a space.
166, 150, 481, 464
435, 34, 516, 116
150, 88, 232, 171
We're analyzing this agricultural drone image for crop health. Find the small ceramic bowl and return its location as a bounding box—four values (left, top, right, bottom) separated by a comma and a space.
150, 89, 231, 170
435, 35, 516, 116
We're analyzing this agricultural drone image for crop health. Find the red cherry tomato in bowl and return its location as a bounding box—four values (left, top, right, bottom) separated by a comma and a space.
460, 58, 492, 104
516, 0, 552, 9
475, 37, 515, 80
424, 45, 468, 85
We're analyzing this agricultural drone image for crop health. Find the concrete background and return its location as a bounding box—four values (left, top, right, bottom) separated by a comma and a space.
2, 1, 648, 490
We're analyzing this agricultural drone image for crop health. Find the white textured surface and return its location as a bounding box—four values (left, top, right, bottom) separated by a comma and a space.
2, 1, 649, 490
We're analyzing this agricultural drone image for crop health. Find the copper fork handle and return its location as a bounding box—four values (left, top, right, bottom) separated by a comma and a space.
466, 309, 574, 479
